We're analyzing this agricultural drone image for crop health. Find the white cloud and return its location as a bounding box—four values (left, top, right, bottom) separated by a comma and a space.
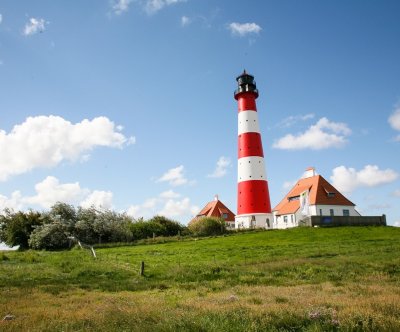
393, 189, 400, 197
159, 190, 181, 199
0, 14, 3, 24
394, 221, 400, 227
0, 115, 134, 181
228, 22, 262, 37
181, 15, 191, 27
126, 191, 198, 222
0, 191, 24, 212
112, 0, 133, 15
23, 17, 47, 36
388, 107, 400, 131
283, 180, 296, 192
208, 156, 231, 178
157, 165, 189, 186
273, 117, 351, 150
144, 0, 186, 15
158, 197, 198, 218
330, 165, 399, 193
276, 113, 315, 129
0, 176, 115, 212
24, 176, 88, 209
80, 190, 113, 210
388, 107, 400, 141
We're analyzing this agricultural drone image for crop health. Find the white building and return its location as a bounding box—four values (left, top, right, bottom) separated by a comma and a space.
273, 167, 360, 229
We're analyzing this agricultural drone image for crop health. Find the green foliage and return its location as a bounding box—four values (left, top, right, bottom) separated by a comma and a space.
188, 216, 227, 236
28, 222, 70, 250
48, 202, 77, 233
148, 215, 185, 236
0, 209, 43, 249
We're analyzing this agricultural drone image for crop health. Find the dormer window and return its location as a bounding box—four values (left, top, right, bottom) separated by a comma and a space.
324, 187, 336, 198
288, 195, 300, 202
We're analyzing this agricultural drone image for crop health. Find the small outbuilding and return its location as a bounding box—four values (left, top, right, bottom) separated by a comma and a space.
191, 195, 236, 229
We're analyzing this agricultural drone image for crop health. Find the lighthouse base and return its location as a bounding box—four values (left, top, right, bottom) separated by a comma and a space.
235, 213, 273, 230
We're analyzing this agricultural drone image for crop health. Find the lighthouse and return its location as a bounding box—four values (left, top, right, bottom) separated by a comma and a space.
234, 71, 273, 229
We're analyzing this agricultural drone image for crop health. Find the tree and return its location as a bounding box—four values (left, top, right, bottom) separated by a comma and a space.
0, 209, 43, 249
187, 217, 226, 237
48, 202, 77, 234
148, 215, 185, 236
28, 222, 70, 250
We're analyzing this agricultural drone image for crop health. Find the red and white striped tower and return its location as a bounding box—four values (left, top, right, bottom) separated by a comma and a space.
234, 71, 272, 229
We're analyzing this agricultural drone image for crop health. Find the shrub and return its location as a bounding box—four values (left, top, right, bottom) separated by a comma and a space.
130, 220, 166, 240
188, 217, 226, 237
0, 209, 43, 249
148, 215, 186, 236
29, 222, 70, 250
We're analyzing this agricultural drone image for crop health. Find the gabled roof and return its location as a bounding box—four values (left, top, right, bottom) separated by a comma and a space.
192, 197, 235, 222
273, 170, 355, 216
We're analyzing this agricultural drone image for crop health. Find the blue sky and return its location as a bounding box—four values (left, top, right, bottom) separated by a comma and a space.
1, 0, 400, 235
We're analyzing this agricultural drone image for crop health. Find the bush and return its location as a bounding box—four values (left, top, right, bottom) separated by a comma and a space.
130, 220, 166, 240
29, 222, 70, 250
0, 209, 43, 249
148, 215, 186, 236
188, 217, 226, 237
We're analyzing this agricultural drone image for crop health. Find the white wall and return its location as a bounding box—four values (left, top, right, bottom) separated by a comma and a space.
310, 205, 360, 217
235, 213, 273, 229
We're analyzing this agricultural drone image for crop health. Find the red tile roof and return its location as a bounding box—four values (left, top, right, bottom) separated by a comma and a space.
192, 199, 235, 222
273, 173, 355, 216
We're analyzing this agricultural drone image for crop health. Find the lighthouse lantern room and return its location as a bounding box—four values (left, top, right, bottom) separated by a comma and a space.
234, 71, 273, 229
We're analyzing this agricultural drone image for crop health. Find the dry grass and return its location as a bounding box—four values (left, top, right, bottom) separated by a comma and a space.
1, 280, 399, 331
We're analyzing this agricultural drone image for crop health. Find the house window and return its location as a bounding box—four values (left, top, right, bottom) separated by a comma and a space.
343, 209, 350, 217
327, 192, 335, 198
222, 213, 228, 219
330, 209, 334, 216
284, 216, 288, 223
319, 209, 322, 216
290, 215, 293, 223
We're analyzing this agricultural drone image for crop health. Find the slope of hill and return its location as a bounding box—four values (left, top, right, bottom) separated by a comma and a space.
1, 227, 399, 331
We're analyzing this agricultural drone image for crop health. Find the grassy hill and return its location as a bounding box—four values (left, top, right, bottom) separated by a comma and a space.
1, 226, 399, 331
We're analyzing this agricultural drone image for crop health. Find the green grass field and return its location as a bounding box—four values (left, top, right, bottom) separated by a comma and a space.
1, 226, 400, 331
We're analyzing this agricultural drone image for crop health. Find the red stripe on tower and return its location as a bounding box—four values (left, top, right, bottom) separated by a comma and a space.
234, 71, 273, 229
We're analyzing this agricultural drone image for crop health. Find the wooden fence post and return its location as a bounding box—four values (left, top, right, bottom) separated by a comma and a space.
140, 261, 145, 276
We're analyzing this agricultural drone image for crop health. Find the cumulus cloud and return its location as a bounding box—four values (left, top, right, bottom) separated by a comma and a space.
0, 115, 134, 181
126, 191, 198, 221
158, 197, 199, 218
159, 190, 181, 199
0, 191, 24, 212
144, 0, 186, 15
23, 17, 47, 36
112, 0, 133, 15
330, 165, 398, 193
228, 22, 261, 37
394, 221, 400, 227
207, 156, 231, 178
276, 113, 315, 129
24, 176, 88, 209
273, 117, 351, 150
0, 176, 114, 212
181, 15, 191, 26
388, 107, 400, 141
157, 165, 189, 186
80, 190, 113, 210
